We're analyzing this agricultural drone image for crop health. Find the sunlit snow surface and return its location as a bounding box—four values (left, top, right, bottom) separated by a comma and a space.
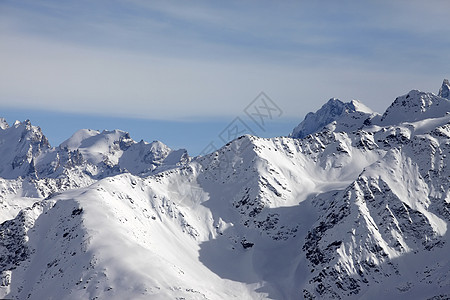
0, 84, 449, 299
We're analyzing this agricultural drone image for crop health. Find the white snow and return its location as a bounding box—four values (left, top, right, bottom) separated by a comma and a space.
0, 80, 449, 299
291, 98, 379, 139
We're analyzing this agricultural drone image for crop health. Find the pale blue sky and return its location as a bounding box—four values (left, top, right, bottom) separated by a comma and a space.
0, 0, 449, 154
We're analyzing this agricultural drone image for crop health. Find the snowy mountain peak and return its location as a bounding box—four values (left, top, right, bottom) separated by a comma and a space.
58, 128, 188, 176
60, 128, 131, 152
0, 118, 8, 130
60, 129, 100, 150
0, 119, 50, 178
0, 80, 449, 300
381, 89, 450, 125
0, 119, 189, 191
291, 98, 376, 139
438, 78, 450, 99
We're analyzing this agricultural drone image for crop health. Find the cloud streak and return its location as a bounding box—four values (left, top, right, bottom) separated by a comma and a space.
0, 0, 449, 120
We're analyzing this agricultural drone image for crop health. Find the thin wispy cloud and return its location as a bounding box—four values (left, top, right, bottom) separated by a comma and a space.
0, 0, 449, 121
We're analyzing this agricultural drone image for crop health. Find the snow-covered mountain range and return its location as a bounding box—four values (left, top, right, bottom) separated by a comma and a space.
0, 80, 449, 299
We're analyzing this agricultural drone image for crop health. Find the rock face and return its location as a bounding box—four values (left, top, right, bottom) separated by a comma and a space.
0, 81, 449, 299
0, 120, 50, 179
438, 79, 450, 99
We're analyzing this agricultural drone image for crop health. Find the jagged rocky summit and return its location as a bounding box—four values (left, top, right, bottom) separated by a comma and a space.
438, 78, 450, 99
0, 80, 449, 300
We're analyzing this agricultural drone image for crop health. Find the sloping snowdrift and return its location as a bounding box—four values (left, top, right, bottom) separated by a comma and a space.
0, 80, 449, 299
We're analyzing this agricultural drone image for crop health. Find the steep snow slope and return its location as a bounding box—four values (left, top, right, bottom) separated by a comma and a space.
302, 117, 450, 298
2, 131, 386, 299
0, 175, 266, 300
0, 81, 449, 299
2, 116, 449, 299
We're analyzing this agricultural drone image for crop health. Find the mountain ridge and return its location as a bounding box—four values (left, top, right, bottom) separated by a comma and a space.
0, 80, 449, 299
290, 98, 377, 139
